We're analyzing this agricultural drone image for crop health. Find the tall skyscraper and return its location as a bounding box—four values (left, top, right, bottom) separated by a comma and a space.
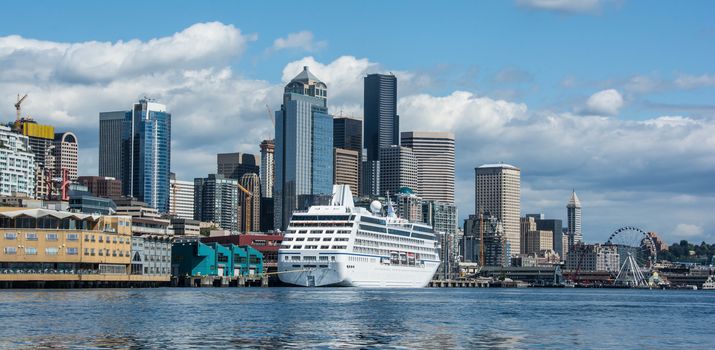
169, 174, 195, 220
401, 131, 455, 203
525, 214, 564, 260
567, 190, 583, 248
364, 74, 398, 197
0, 125, 35, 197
239, 173, 261, 232
379, 145, 417, 196
259, 139, 274, 198
194, 174, 238, 233
274, 66, 333, 230
333, 148, 359, 194
53, 132, 78, 181
217, 152, 259, 180
99, 99, 171, 213
98, 111, 125, 180
475, 164, 521, 257
364, 73, 398, 161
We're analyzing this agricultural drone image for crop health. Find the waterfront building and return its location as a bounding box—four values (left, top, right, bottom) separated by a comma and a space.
67, 184, 116, 215
259, 197, 274, 232
334, 148, 359, 193
0, 125, 35, 198
379, 145, 417, 197
461, 214, 484, 264
239, 173, 261, 233
130, 235, 172, 276
217, 152, 259, 180
564, 244, 619, 272
274, 66, 333, 230
400, 131, 455, 203
11, 118, 54, 199
98, 100, 172, 213
0, 209, 169, 285
77, 176, 122, 198
259, 139, 274, 198
113, 198, 174, 236
567, 190, 583, 249
471, 213, 510, 267
475, 163, 521, 257
520, 216, 554, 255
169, 175, 194, 220
194, 174, 238, 233
52, 132, 78, 181
203, 233, 282, 271
171, 237, 263, 277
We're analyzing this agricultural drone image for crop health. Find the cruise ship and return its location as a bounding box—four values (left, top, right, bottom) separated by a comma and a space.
277, 185, 440, 287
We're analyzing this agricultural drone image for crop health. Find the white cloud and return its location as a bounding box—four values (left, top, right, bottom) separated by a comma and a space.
271, 31, 326, 52
673, 223, 704, 238
584, 88, 624, 116
0, 22, 254, 84
0, 25, 713, 244
516, 0, 606, 14
674, 74, 715, 89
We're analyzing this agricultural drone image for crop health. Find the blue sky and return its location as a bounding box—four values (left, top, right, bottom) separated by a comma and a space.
0, 0, 714, 243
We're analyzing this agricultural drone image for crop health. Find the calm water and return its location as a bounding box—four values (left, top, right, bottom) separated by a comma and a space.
0, 288, 713, 349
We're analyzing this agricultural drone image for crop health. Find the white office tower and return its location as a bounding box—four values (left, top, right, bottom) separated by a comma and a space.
169, 178, 195, 220
400, 131, 455, 203
278, 185, 440, 287
475, 163, 521, 257
567, 190, 583, 248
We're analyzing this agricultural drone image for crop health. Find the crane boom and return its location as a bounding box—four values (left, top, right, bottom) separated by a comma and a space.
15, 93, 28, 121
265, 104, 275, 128
237, 183, 254, 233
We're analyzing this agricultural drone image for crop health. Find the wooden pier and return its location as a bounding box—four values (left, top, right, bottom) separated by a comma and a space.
429, 279, 491, 288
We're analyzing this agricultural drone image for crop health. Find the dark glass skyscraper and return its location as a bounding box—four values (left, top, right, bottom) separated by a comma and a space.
333, 117, 362, 153
99, 99, 171, 213
274, 66, 333, 230
364, 73, 398, 161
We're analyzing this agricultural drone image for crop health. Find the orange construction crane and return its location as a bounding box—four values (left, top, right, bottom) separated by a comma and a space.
237, 183, 254, 233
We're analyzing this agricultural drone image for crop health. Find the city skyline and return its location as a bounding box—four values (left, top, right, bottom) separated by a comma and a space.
0, 1, 713, 242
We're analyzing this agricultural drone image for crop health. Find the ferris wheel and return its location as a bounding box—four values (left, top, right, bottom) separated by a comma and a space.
604, 226, 657, 285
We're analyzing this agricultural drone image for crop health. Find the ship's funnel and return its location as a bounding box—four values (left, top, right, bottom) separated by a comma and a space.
331, 185, 355, 208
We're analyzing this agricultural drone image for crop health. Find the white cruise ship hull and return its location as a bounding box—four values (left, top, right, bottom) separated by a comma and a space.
278, 257, 440, 288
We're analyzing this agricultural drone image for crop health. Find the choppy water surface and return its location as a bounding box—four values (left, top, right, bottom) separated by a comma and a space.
0, 288, 713, 349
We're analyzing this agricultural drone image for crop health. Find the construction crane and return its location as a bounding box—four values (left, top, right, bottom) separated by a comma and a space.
15, 93, 28, 121
265, 104, 275, 128
237, 183, 254, 233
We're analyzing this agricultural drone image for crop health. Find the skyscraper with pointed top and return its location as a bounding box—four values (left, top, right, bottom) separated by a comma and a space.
567, 190, 583, 248
274, 66, 333, 230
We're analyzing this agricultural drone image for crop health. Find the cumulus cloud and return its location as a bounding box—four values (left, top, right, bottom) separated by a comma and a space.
516, 0, 607, 14
1, 24, 713, 243
271, 31, 326, 52
583, 88, 624, 116
673, 223, 704, 238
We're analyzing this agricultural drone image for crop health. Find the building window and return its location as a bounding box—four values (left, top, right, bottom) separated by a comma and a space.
67, 247, 78, 255
67, 233, 78, 241
26, 232, 38, 241
4, 247, 17, 255
45, 247, 59, 256
25, 247, 37, 255
46, 233, 58, 241
4, 232, 17, 240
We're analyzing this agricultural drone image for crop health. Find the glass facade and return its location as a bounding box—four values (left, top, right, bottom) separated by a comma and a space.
274, 67, 334, 230
118, 100, 171, 213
